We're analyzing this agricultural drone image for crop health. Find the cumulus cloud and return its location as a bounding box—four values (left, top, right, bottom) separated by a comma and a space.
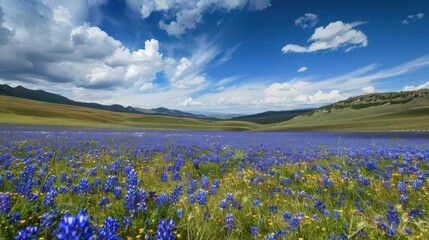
126, 0, 271, 36
402, 13, 425, 24
295, 13, 319, 29
297, 66, 307, 72
402, 81, 429, 91
179, 97, 202, 106
282, 21, 368, 54
0, 7, 13, 45
264, 80, 310, 97
361, 86, 375, 94
0, 0, 164, 90
139, 82, 157, 92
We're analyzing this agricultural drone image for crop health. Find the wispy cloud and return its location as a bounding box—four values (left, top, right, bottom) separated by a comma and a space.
282, 21, 368, 54
402, 13, 425, 24
126, 0, 271, 36
297, 67, 308, 73
295, 13, 319, 29
178, 55, 429, 112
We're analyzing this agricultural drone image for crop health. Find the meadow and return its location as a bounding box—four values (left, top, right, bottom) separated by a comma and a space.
1, 128, 429, 239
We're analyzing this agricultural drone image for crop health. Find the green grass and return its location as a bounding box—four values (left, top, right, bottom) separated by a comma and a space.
0, 96, 259, 131
261, 96, 429, 131
2, 94, 429, 132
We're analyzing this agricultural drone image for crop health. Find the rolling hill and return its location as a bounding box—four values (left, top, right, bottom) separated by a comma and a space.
231, 109, 314, 124
0, 84, 139, 114
261, 89, 429, 131
0, 95, 259, 131
134, 107, 206, 119
0, 84, 204, 119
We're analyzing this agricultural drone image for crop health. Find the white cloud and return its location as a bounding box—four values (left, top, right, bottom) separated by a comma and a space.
173, 75, 207, 90
361, 86, 375, 94
174, 57, 192, 79
126, 0, 271, 36
402, 81, 429, 91
282, 21, 368, 54
294, 90, 342, 104
402, 13, 425, 24
295, 13, 319, 29
264, 80, 310, 97
139, 82, 157, 92
297, 66, 307, 72
0, 1, 165, 90
179, 97, 202, 106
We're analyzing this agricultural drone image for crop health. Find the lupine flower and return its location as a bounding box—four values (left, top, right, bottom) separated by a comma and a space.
154, 219, 176, 240
160, 173, 168, 182
43, 187, 58, 207
226, 193, 234, 202
40, 211, 58, 229
56, 212, 94, 239
155, 193, 169, 207
289, 217, 300, 228
125, 169, 137, 214
282, 211, 292, 221
251, 226, 258, 237
176, 208, 183, 219
122, 217, 132, 229
253, 199, 260, 207
397, 180, 407, 193
269, 205, 278, 213
201, 175, 209, 189
333, 210, 340, 220
408, 209, 423, 220
104, 176, 118, 192
387, 205, 400, 227
403, 227, 412, 235
314, 199, 326, 213
114, 187, 122, 200
98, 217, 119, 239
219, 199, 228, 209
14, 226, 39, 240
225, 213, 234, 230
0, 192, 11, 214
100, 197, 110, 208
196, 189, 207, 206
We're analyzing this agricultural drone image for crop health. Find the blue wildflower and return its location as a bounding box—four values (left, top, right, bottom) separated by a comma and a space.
14, 226, 39, 240
154, 219, 176, 240
196, 189, 207, 206
225, 213, 234, 230
98, 217, 119, 239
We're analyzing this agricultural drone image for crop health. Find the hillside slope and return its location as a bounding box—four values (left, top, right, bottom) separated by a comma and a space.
231, 109, 314, 124
261, 89, 429, 131
0, 96, 259, 131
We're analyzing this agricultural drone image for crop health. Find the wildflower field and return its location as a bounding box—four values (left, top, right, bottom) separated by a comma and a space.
1, 129, 429, 239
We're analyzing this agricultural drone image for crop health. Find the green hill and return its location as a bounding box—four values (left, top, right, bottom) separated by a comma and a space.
231, 109, 314, 124
0, 96, 259, 131
261, 89, 429, 131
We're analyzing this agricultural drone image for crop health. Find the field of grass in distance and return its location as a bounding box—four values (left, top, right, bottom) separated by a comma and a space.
0, 96, 259, 131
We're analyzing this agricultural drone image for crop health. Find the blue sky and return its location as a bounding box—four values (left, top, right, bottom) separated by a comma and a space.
0, 0, 428, 113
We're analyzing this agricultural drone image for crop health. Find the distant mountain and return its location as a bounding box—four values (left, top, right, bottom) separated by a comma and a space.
261, 89, 429, 131
207, 113, 245, 120
134, 107, 207, 119
231, 109, 315, 124
0, 84, 204, 118
0, 84, 139, 114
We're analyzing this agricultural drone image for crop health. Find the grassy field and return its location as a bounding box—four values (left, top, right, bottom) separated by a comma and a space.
261, 97, 429, 131
0, 96, 259, 131
2, 94, 429, 131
